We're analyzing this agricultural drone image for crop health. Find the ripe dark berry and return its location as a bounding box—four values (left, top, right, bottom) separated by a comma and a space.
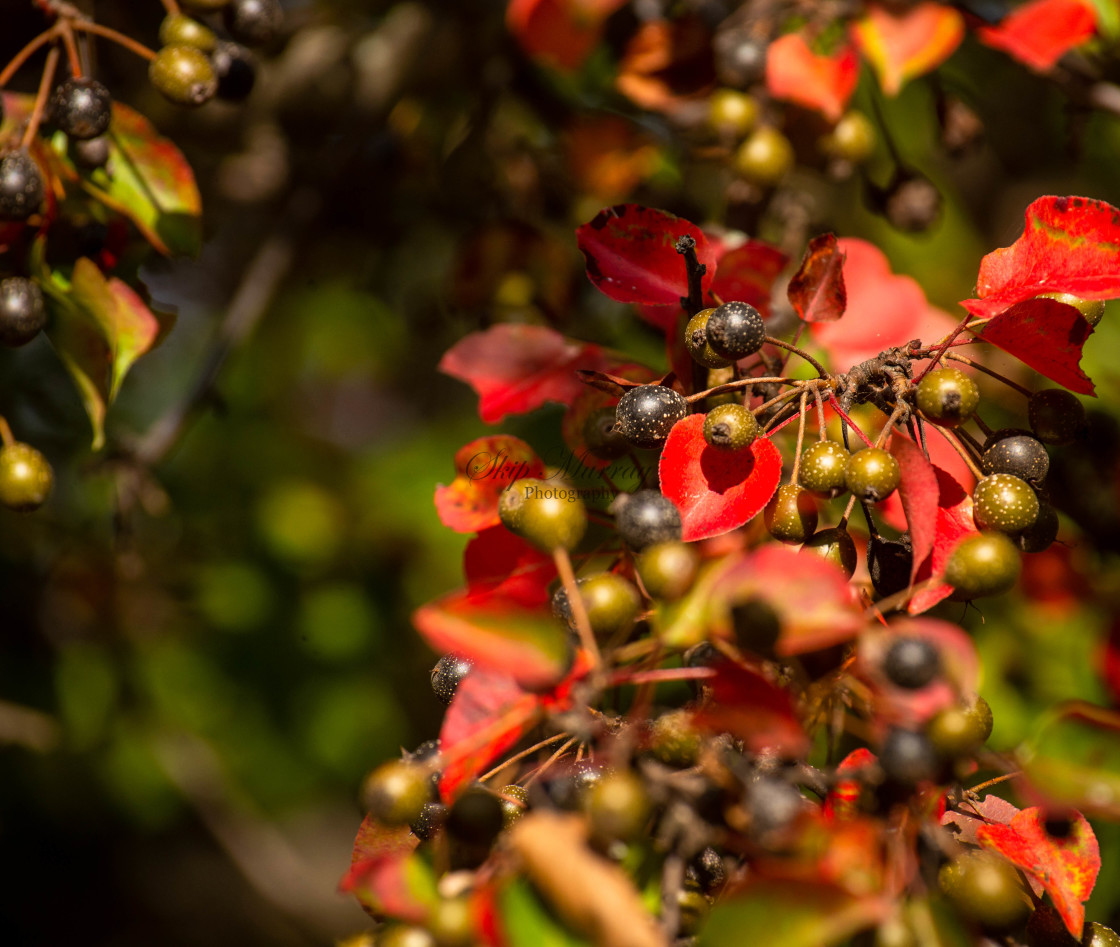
868, 534, 913, 598
159, 14, 218, 52
801, 527, 857, 578
973, 474, 1039, 533
409, 801, 447, 841
552, 573, 640, 639
582, 405, 629, 461
0, 277, 47, 347
879, 727, 939, 785
685, 308, 731, 368
546, 759, 604, 810
613, 385, 688, 449
798, 440, 850, 498
223, 0, 284, 46
614, 489, 682, 550
585, 770, 651, 842
431, 653, 472, 706
746, 777, 807, 841
703, 403, 758, 450
362, 760, 432, 826
211, 42, 257, 102
498, 478, 586, 551
686, 848, 726, 894
764, 484, 818, 544
637, 541, 698, 600
706, 300, 766, 360
150, 45, 218, 107
733, 126, 794, 185
1040, 290, 1105, 327
845, 447, 900, 502
1029, 388, 1085, 445
944, 531, 1021, 598
731, 597, 782, 656
981, 433, 1049, 483
915, 367, 979, 428
938, 852, 1030, 933
1017, 500, 1059, 553
72, 135, 110, 170
0, 443, 53, 512
883, 636, 940, 689
446, 787, 504, 847
0, 151, 45, 220
49, 77, 112, 140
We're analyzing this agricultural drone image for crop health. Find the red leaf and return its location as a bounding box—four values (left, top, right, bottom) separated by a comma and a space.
890, 433, 940, 581
435, 436, 547, 533
710, 239, 790, 319
824, 748, 878, 820
342, 845, 435, 922
789, 234, 847, 323
506, 0, 627, 72
614, 17, 716, 112
851, 3, 965, 96
942, 793, 1023, 848
765, 33, 860, 122
577, 204, 717, 306
978, 298, 1095, 395
463, 527, 556, 606
977, 0, 1097, 71
963, 196, 1120, 319
691, 661, 809, 756
439, 324, 607, 423
908, 463, 979, 615
977, 807, 1100, 940
809, 238, 957, 372
658, 414, 783, 542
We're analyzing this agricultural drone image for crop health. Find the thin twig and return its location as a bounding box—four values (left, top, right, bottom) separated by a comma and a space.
21, 44, 60, 149
942, 351, 1033, 398
764, 335, 828, 378
72, 20, 157, 61
553, 547, 603, 670
0, 28, 58, 90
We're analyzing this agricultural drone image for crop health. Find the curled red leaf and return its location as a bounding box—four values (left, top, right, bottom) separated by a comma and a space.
788, 233, 847, 323
765, 33, 859, 121
978, 298, 1096, 395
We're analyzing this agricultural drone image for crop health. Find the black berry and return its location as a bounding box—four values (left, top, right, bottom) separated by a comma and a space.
706, 300, 766, 360
211, 42, 257, 102
686, 847, 726, 894
1029, 388, 1085, 445
731, 597, 782, 656
223, 0, 284, 46
431, 653, 472, 706
614, 489, 682, 550
915, 368, 978, 428
981, 433, 1049, 483
409, 801, 447, 841
883, 636, 940, 689
50, 77, 112, 140
72, 136, 110, 170
1016, 501, 1059, 553
868, 534, 913, 598
0, 277, 47, 347
879, 727, 939, 785
0, 151, 44, 220
583, 405, 629, 461
446, 786, 504, 847
703, 403, 758, 450
613, 385, 688, 449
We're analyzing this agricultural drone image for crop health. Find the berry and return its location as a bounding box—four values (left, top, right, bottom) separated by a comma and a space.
1017, 501, 1059, 553
746, 776, 806, 839
0, 151, 45, 220
677, 888, 709, 936
431, 653, 472, 706
613, 385, 688, 449
879, 727, 939, 785
553, 573, 641, 639
379, 927, 436, 947
731, 597, 782, 656
1040, 291, 1105, 327
845, 447, 901, 503
798, 440, 850, 498
801, 527, 857, 578
883, 636, 940, 689
223, 0, 284, 46
362, 760, 432, 826
498, 784, 528, 828
685, 308, 731, 369
764, 484, 818, 544
498, 477, 586, 551
427, 897, 475, 947
547, 760, 604, 810
1086, 924, 1120, 947
72, 136, 110, 170
0, 443, 53, 512
50, 77, 112, 141
446, 787, 504, 847
1029, 389, 1085, 445
708, 88, 758, 137
884, 173, 941, 232
585, 770, 651, 842
159, 14, 217, 52
945, 532, 1021, 598
981, 433, 1049, 483
938, 852, 1030, 933
583, 406, 629, 461
972, 474, 1039, 533
149, 45, 218, 107
927, 700, 990, 758
614, 489, 682, 550
705, 300, 766, 360
733, 126, 794, 185
410, 801, 447, 841
0, 277, 47, 347
648, 709, 701, 767
637, 541, 698, 600
915, 368, 979, 428
703, 403, 758, 450
868, 534, 913, 598
820, 110, 876, 163
211, 42, 257, 102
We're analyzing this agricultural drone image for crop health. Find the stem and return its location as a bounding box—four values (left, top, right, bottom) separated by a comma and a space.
21, 45, 60, 150
0, 416, 14, 447
913, 312, 974, 385
160, 0, 182, 15
72, 21, 158, 61
0, 28, 57, 91
790, 391, 809, 484
813, 385, 826, 441
942, 352, 1033, 398
553, 547, 602, 670
479, 732, 571, 783
826, 393, 876, 449
675, 235, 706, 317
764, 336, 828, 378
968, 771, 1022, 794
875, 403, 907, 449
60, 21, 82, 79
522, 736, 579, 788
685, 375, 796, 403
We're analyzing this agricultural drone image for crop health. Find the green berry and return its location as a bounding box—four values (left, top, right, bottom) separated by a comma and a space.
868, 535, 913, 598
677, 888, 710, 936
973, 474, 1039, 533
873, 916, 918, 947
938, 852, 1030, 933
427, 896, 475, 947
734, 126, 794, 185
648, 709, 701, 767
703, 403, 758, 450
1086, 923, 1120, 947
764, 484, 818, 544
586, 770, 651, 842
0, 443, 53, 512
1040, 291, 1105, 327
614, 489, 682, 550
820, 109, 876, 163
798, 441, 850, 498
362, 760, 432, 826
927, 699, 991, 758
0, 277, 47, 347
613, 385, 688, 449
49, 77, 112, 140
553, 573, 641, 639
708, 88, 758, 137
686, 308, 731, 369
149, 45, 218, 107
845, 447, 900, 503
981, 433, 1049, 483
636, 541, 698, 600
498, 478, 586, 551
915, 368, 979, 428
945, 532, 1021, 598
0, 150, 44, 220
159, 14, 218, 51
379, 927, 436, 947
1029, 389, 1085, 445
706, 300, 766, 360
801, 527, 857, 578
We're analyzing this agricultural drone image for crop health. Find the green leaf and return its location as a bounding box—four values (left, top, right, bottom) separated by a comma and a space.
699, 880, 886, 947
1088, 0, 1119, 39
499, 879, 593, 947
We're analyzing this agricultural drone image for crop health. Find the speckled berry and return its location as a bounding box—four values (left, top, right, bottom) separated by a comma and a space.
845, 447, 900, 503
798, 441, 850, 499
498, 478, 586, 551
706, 300, 766, 360
915, 368, 979, 428
0, 151, 44, 220
764, 484, 817, 544
945, 532, 1021, 598
0, 277, 46, 347
686, 308, 731, 368
703, 403, 758, 450
50, 77, 112, 140
499, 784, 528, 828
801, 527, 857, 578
431, 653, 472, 706
973, 474, 1039, 533
1029, 389, 1085, 445
981, 433, 1049, 483
613, 385, 688, 450
614, 490, 682, 550
636, 541, 698, 600
648, 709, 701, 767
1016, 501, 1059, 553
1040, 291, 1105, 327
